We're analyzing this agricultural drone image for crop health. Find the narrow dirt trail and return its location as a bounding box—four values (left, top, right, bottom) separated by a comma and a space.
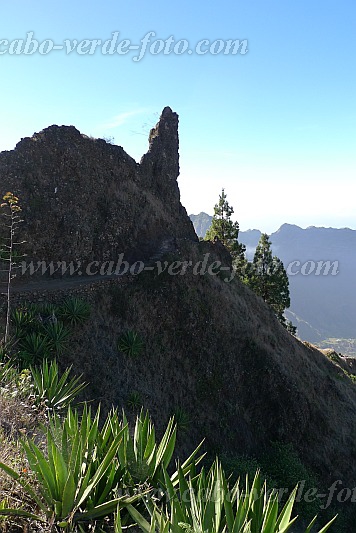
1, 272, 128, 294
0, 238, 177, 295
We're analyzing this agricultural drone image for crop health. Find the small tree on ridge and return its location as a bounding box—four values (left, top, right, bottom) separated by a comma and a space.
244, 233, 296, 333
205, 189, 247, 275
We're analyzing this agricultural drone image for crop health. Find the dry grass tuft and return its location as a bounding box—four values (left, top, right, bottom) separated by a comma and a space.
0, 392, 47, 532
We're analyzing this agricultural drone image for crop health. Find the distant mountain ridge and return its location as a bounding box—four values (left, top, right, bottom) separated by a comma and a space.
189, 212, 213, 239
189, 213, 356, 352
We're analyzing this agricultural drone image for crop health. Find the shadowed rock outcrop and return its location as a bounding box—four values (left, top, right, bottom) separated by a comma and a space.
0, 106, 197, 275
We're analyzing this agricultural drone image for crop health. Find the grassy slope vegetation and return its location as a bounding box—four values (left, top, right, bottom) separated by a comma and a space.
61, 239, 356, 483
0, 238, 348, 530
0, 357, 343, 532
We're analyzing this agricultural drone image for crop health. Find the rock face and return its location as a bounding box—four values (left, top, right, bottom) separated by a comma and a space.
140, 106, 181, 201
0, 107, 197, 275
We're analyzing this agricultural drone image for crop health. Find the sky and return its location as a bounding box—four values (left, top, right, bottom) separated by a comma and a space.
0, 0, 355, 233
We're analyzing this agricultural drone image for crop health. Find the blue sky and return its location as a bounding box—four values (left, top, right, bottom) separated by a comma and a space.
1, 0, 355, 232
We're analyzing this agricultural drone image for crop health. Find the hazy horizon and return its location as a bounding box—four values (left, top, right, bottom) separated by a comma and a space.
189, 211, 356, 234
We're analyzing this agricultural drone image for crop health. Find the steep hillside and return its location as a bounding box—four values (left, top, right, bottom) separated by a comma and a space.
8, 240, 356, 491
190, 214, 356, 350
1, 109, 356, 517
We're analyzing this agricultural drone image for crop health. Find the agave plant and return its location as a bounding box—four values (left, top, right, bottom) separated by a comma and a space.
103, 409, 205, 530
11, 307, 36, 338
173, 407, 191, 433
127, 390, 143, 411
30, 359, 87, 410
99, 409, 204, 490
0, 406, 141, 530
121, 411, 179, 486
59, 297, 91, 326
70, 409, 203, 524
118, 330, 144, 358
18, 332, 52, 367
42, 321, 71, 356
35, 302, 58, 318
0, 408, 203, 531
126, 461, 337, 533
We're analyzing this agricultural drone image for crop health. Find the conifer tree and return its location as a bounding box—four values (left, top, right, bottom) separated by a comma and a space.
205, 189, 247, 275
244, 233, 296, 333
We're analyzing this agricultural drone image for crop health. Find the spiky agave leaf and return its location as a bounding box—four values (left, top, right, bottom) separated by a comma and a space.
0, 406, 136, 528
58, 298, 91, 326
118, 330, 144, 358
42, 322, 71, 356
30, 359, 87, 410
18, 332, 52, 367
128, 461, 337, 533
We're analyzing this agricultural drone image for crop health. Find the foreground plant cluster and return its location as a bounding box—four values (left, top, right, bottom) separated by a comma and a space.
9, 299, 91, 368
0, 356, 337, 532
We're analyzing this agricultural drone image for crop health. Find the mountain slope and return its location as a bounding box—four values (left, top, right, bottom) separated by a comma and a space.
190, 214, 356, 347
10, 240, 356, 492
1, 110, 356, 509
271, 224, 356, 344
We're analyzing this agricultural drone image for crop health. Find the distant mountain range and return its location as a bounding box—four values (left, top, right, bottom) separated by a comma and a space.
189, 213, 213, 239
190, 213, 356, 354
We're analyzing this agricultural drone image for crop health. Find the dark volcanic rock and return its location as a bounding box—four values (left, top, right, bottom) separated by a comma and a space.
0, 108, 197, 276
140, 106, 180, 201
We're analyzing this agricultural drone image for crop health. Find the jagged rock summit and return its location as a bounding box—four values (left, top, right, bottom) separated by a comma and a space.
0, 107, 196, 271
